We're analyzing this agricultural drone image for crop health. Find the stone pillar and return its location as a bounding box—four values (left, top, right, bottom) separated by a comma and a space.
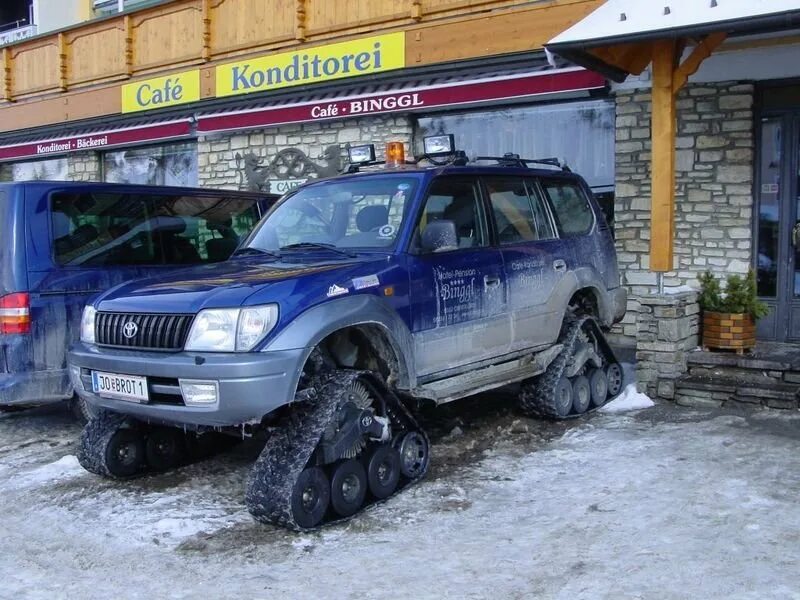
636, 291, 700, 400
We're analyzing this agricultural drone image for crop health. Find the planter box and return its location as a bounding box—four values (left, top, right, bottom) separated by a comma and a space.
702, 312, 756, 353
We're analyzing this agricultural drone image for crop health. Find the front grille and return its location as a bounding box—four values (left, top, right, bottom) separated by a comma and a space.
95, 312, 194, 351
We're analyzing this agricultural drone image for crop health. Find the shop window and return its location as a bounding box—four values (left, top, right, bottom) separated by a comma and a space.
0, 157, 68, 182
415, 99, 615, 229
51, 191, 260, 266
103, 141, 198, 187
541, 181, 594, 237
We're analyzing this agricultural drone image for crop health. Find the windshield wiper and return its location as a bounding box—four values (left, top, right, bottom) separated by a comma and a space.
232, 247, 282, 259
279, 242, 356, 257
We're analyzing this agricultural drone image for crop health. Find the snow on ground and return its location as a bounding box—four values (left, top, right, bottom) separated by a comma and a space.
1, 399, 800, 599
600, 384, 655, 413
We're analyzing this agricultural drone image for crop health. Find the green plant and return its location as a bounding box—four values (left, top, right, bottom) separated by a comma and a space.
697, 270, 769, 319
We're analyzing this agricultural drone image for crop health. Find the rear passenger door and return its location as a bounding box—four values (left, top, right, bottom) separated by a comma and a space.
408, 176, 510, 377
483, 176, 566, 350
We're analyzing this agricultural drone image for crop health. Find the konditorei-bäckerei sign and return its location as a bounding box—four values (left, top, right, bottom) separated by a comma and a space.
122, 70, 201, 114
216, 32, 405, 98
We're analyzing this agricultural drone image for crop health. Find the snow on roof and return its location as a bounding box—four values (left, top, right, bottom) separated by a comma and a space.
549, 0, 800, 47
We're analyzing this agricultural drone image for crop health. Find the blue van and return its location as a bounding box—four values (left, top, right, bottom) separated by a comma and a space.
0, 181, 276, 417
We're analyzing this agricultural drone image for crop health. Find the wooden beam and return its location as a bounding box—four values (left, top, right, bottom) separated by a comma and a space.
650, 39, 678, 273
201, 0, 211, 61
57, 33, 68, 92
672, 32, 726, 92
124, 15, 133, 77
295, 0, 306, 42
1, 47, 11, 102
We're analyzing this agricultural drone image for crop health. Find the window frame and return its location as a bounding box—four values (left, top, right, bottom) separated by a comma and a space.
409, 175, 490, 255
538, 177, 596, 238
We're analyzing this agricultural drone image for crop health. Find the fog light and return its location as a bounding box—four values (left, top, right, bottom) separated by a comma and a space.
423, 134, 455, 156
348, 144, 375, 164
69, 366, 83, 391
179, 380, 219, 406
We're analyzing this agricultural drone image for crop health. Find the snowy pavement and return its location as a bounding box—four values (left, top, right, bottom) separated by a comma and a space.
1, 396, 800, 599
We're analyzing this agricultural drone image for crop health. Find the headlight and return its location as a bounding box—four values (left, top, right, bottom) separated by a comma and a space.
237, 305, 279, 351
185, 305, 278, 352
80, 305, 96, 344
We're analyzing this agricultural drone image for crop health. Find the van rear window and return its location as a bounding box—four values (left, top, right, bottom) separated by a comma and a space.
50, 192, 261, 266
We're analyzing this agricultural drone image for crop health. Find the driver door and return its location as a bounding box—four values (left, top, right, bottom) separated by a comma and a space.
408, 176, 510, 377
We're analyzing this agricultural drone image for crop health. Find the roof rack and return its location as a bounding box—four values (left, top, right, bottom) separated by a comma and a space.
474, 153, 571, 172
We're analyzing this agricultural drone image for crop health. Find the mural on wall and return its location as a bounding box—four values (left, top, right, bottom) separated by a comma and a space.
235, 145, 347, 194
104, 142, 198, 186
0, 157, 69, 182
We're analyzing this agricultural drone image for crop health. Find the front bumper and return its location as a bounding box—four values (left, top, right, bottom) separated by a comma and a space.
68, 342, 306, 428
611, 286, 628, 324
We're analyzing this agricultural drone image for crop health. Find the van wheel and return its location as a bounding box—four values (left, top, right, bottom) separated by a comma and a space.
70, 396, 98, 423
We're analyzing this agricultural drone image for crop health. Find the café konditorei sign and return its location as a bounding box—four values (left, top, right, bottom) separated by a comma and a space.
216, 32, 405, 98
122, 71, 201, 114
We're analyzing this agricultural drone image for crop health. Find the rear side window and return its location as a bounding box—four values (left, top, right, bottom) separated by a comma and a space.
50, 192, 261, 266
542, 180, 594, 237
484, 177, 555, 244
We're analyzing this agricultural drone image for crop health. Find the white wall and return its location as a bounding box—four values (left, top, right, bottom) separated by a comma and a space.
33, 0, 87, 34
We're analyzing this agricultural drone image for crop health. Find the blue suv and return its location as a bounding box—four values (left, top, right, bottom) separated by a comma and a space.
70, 142, 626, 529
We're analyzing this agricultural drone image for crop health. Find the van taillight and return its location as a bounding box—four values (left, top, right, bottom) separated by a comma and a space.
0, 293, 31, 335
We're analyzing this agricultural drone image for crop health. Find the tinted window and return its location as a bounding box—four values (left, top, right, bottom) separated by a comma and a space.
417, 178, 486, 251
51, 192, 260, 266
542, 181, 594, 236
485, 177, 555, 244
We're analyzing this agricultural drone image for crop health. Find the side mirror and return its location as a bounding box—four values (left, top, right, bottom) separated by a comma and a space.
420, 220, 458, 253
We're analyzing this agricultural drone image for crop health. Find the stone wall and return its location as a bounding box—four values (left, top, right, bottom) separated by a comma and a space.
612, 81, 754, 343
67, 151, 102, 182
198, 115, 413, 190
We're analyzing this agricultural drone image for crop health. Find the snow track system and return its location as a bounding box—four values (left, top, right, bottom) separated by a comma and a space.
77, 317, 620, 531
245, 370, 429, 530
518, 316, 623, 419
77, 370, 430, 531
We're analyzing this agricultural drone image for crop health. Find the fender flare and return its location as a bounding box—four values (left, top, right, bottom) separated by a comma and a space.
264, 295, 416, 389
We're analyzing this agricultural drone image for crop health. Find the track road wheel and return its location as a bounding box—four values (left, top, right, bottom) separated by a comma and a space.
571, 375, 591, 414
364, 445, 401, 500
330, 459, 368, 518
605, 363, 624, 398
589, 368, 609, 408
551, 375, 574, 418
104, 429, 145, 478
291, 467, 331, 529
397, 431, 430, 479
145, 428, 186, 472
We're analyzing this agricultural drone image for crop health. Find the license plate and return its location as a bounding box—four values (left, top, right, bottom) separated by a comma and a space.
91, 371, 149, 403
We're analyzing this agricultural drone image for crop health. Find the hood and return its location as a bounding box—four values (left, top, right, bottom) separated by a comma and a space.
95, 255, 376, 314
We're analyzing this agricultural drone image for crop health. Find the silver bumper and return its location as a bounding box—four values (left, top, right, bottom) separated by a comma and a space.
68, 342, 306, 428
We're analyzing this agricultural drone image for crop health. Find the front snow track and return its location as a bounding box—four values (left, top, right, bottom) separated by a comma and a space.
77, 411, 237, 479
518, 316, 622, 420
245, 370, 429, 531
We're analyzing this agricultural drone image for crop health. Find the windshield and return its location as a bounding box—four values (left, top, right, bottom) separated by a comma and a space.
245, 176, 418, 252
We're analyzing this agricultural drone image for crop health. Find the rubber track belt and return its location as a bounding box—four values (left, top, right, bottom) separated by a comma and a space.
518, 316, 620, 420
245, 369, 429, 531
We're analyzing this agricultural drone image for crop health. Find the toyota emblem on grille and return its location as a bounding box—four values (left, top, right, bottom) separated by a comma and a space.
122, 321, 139, 339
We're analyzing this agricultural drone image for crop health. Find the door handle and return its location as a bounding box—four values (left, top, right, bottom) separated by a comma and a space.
484, 275, 501, 288
553, 259, 567, 272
